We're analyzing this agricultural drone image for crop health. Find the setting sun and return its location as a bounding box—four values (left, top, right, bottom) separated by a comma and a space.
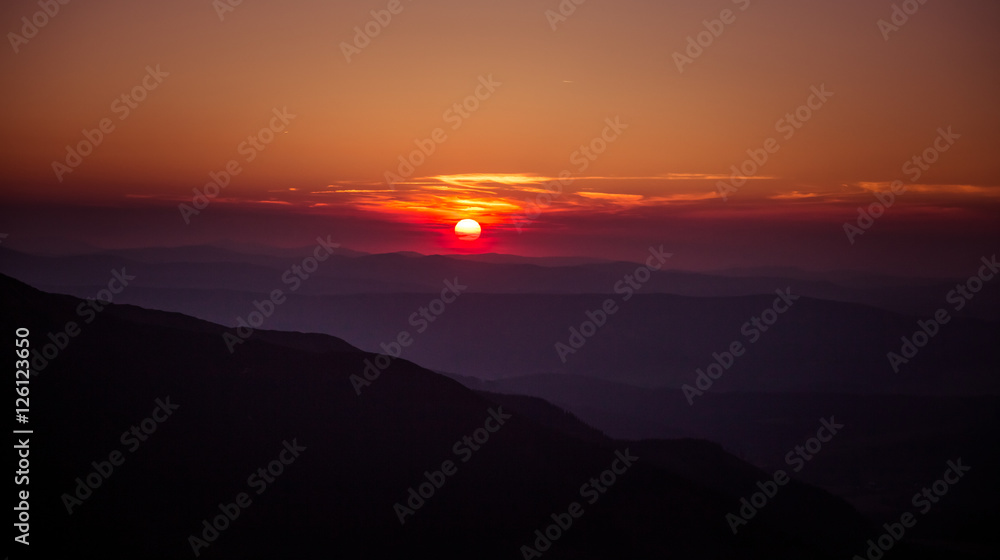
454, 219, 482, 241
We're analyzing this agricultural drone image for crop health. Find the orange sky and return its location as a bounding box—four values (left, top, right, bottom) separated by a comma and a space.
1, 0, 998, 271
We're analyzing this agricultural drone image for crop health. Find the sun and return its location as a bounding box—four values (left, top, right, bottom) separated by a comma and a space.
454, 219, 482, 241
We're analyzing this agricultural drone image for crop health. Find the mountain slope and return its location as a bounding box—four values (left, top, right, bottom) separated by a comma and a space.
2, 273, 888, 559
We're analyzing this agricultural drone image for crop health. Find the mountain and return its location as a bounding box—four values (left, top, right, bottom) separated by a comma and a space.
4, 273, 894, 559
444, 253, 615, 267
3, 245, 997, 319
446, 372, 1000, 550
12, 287, 995, 395
2, 246, 997, 396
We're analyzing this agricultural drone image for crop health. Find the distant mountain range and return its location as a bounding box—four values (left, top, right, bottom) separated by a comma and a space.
2, 245, 996, 395
3, 244, 996, 320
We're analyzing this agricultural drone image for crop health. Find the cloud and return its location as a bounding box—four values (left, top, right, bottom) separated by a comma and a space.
853, 182, 1000, 196
576, 192, 645, 203
123, 174, 1000, 232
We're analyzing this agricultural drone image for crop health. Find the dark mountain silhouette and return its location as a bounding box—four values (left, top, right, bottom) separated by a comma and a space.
3, 273, 904, 559
448, 372, 1000, 549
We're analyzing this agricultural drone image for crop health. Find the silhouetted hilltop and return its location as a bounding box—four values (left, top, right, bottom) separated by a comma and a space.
2, 273, 889, 559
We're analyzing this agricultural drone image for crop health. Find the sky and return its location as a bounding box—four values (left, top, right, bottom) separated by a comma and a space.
1, 0, 998, 275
